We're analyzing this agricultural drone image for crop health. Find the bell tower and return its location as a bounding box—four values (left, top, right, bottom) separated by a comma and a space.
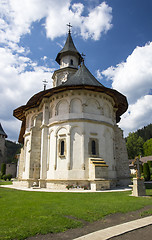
0, 123, 7, 168
52, 24, 82, 87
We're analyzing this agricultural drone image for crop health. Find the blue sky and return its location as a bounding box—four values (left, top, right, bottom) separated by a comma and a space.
0, 0, 152, 141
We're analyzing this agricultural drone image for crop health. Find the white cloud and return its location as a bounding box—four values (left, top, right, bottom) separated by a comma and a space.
119, 95, 152, 136
0, 0, 112, 46
81, 2, 112, 40
0, 47, 54, 140
96, 69, 103, 80
102, 42, 152, 136
0, 0, 113, 141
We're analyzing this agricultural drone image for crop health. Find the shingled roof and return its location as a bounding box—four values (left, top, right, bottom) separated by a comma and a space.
62, 63, 104, 87
55, 31, 82, 65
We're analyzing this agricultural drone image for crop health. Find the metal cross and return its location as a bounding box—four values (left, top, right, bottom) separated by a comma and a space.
43, 80, 48, 91
81, 52, 86, 63
67, 23, 72, 33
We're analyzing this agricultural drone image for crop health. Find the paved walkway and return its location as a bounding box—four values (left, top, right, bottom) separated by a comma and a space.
0, 184, 131, 193
73, 216, 152, 240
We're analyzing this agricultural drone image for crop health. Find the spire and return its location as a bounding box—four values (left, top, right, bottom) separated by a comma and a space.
0, 123, 7, 138
55, 30, 82, 65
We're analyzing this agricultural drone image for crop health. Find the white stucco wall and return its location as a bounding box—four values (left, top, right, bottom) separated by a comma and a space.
17, 88, 130, 188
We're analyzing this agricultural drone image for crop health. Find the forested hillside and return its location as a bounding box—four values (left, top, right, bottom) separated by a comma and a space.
5, 140, 21, 163
126, 123, 152, 159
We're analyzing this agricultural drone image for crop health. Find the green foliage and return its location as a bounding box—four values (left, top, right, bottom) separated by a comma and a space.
143, 139, 152, 156
126, 133, 144, 159
1, 163, 6, 176
136, 123, 152, 142
5, 140, 21, 163
0, 189, 152, 240
143, 163, 150, 181
147, 161, 152, 180
139, 164, 143, 174
2, 174, 12, 181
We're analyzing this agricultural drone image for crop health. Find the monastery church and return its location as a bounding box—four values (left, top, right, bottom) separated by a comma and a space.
13, 29, 130, 190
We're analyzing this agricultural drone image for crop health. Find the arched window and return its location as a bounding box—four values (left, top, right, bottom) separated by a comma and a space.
89, 138, 99, 156
70, 59, 73, 65
91, 140, 96, 155
61, 140, 65, 156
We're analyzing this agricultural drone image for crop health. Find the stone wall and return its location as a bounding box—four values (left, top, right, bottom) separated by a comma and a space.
0, 136, 7, 167
114, 125, 131, 186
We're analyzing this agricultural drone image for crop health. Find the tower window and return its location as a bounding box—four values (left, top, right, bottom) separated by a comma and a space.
59, 138, 66, 157
70, 59, 73, 65
89, 138, 99, 156
91, 140, 96, 155
61, 140, 64, 156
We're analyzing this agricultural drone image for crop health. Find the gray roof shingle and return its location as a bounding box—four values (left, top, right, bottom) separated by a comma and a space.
62, 63, 104, 87
55, 31, 82, 65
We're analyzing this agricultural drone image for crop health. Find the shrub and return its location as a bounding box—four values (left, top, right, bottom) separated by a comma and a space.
3, 175, 7, 181
0, 172, 3, 179
1, 163, 6, 176
2, 174, 12, 181
139, 164, 143, 174
147, 161, 152, 180
143, 163, 150, 181
7, 174, 12, 181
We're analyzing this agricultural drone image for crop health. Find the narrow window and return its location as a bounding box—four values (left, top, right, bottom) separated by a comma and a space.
91, 140, 96, 155
60, 140, 65, 156
70, 59, 73, 65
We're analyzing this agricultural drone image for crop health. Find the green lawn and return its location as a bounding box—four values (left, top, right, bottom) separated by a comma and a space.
0, 180, 12, 185
0, 188, 152, 240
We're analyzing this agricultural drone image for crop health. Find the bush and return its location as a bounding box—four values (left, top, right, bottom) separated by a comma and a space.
7, 174, 12, 181
0, 172, 3, 179
3, 175, 7, 181
1, 163, 6, 176
143, 163, 150, 181
3, 174, 12, 181
147, 161, 152, 180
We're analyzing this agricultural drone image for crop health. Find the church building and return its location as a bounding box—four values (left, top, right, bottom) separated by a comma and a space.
13, 29, 130, 190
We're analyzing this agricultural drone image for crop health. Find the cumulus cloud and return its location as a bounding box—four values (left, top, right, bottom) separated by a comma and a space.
102, 42, 152, 136
0, 0, 112, 46
0, 47, 54, 140
81, 2, 112, 40
0, 0, 113, 140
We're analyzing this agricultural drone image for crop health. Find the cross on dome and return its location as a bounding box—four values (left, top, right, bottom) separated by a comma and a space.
67, 23, 72, 33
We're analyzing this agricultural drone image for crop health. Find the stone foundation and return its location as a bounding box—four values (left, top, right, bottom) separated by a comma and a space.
13, 178, 118, 190
131, 178, 146, 197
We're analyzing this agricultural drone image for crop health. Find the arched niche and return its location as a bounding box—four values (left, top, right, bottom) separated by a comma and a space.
56, 100, 69, 115
70, 98, 82, 113
84, 98, 101, 115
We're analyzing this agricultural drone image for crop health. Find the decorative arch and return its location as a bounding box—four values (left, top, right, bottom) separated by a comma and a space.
84, 98, 101, 115
55, 99, 69, 115
70, 98, 82, 113
55, 126, 68, 136
49, 104, 54, 119
104, 103, 112, 118
31, 113, 38, 127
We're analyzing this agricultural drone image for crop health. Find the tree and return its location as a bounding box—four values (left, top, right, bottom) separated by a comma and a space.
143, 138, 152, 156
126, 133, 144, 159
143, 163, 150, 181
147, 161, 152, 180
1, 163, 6, 176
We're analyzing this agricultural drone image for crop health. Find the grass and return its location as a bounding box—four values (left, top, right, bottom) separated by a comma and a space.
0, 180, 12, 185
0, 188, 152, 240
